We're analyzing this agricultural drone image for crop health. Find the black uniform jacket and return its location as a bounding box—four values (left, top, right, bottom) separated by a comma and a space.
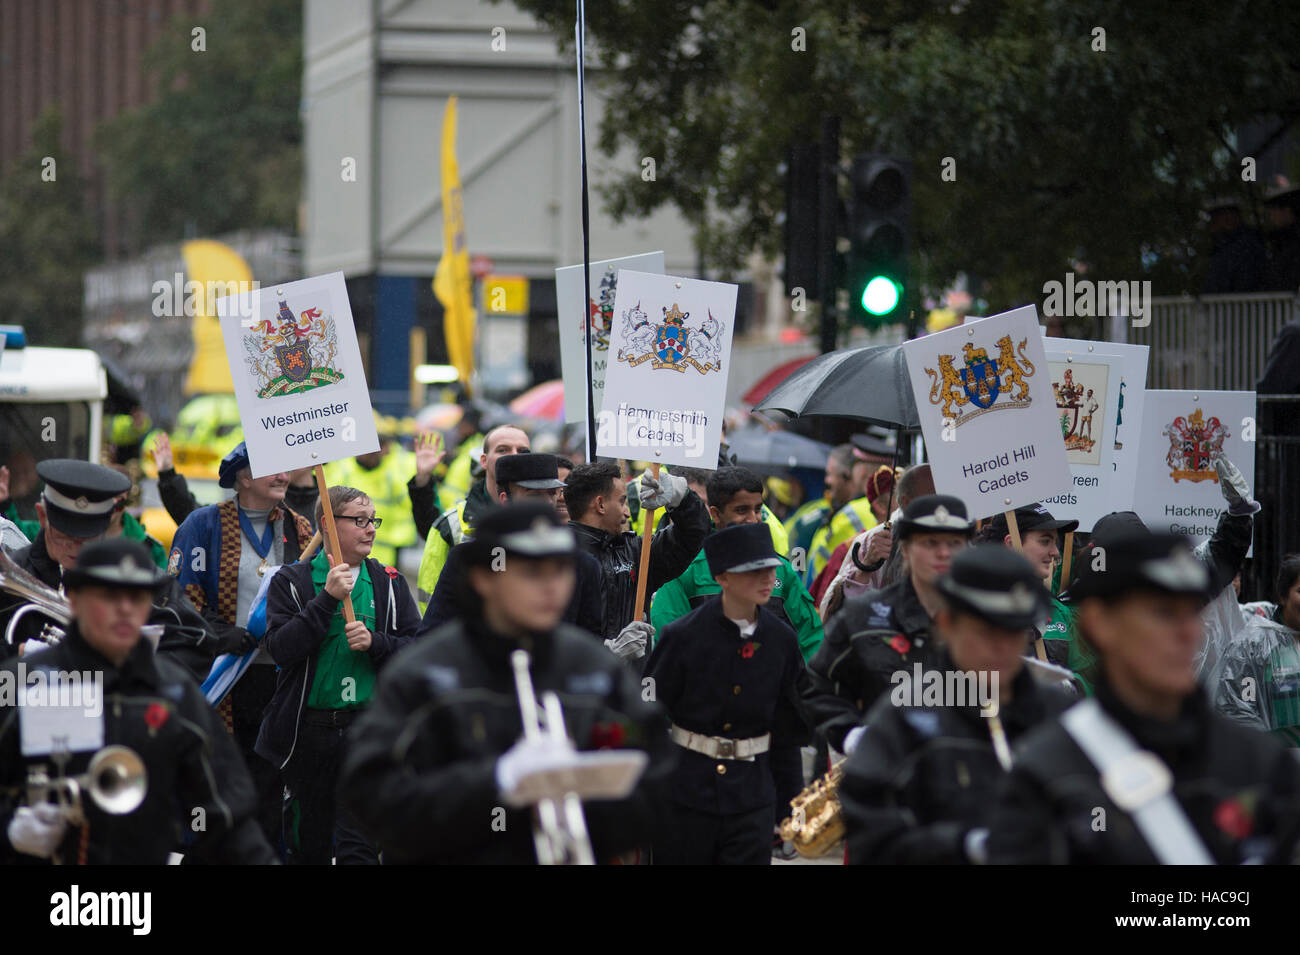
0, 627, 276, 864
840, 656, 1071, 865
0, 533, 222, 676
420, 542, 605, 638
338, 617, 673, 864
569, 488, 710, 640
256, 558, 422, 771
644, 597, 810, 816
987, 679, 1300, 864
804, 576, 940, 752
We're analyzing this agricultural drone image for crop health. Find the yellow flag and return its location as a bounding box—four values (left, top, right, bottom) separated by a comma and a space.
181, 239, 253, 395
433, 95, 476, 394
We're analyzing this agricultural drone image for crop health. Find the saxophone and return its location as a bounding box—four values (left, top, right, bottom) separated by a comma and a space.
779, 758, 846, 858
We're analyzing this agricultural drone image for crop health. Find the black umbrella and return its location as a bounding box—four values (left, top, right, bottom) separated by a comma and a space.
753, 341, 921, 526
724, 426, 832, 470
751, 342, 920, 430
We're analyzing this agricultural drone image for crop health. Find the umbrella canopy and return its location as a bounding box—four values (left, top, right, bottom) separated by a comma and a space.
509, 379, 565, 422
753, 342, 920, 429
741, 354, 816, 406
725, 426, 832, 470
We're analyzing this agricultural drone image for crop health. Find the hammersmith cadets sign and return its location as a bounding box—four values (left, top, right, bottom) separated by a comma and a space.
216, 271, 379, 476
596, 269, 736, 467
903, 305, 1071, 516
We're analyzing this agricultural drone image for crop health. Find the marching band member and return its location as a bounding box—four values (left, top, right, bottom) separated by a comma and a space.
645, 522, 810, 865
804, 495, 974, 755
839, 546, 1071, 864
987, 530, 1300, 864
0, 460, 130, 658
339, 502, 671, 863
0, 539, 276, 865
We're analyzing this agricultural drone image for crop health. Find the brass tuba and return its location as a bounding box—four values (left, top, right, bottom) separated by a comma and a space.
780, 758, 846, 858
0, 548, 71, 647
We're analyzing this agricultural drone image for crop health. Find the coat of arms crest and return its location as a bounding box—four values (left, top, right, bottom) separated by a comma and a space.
584, 270, 618, 352
615, 301, 724, 374
925, 334, 1035, 427
1163, 408, 1227, 482
243, 299, 345, 398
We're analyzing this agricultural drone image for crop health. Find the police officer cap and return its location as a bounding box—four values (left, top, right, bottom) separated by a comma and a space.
495, 453, 565, 490
850, 432, 894, 461
218, 441, 252, 489
936, 545, 1049, 630
1071, 530, 1210, 601
705, 522, 783, 577
36, 459, 131, 539
465, 501, 575, 566
64, 538, 167, 592
895, 494, 974, 539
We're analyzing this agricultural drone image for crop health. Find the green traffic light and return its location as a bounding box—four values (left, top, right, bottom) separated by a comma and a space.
861, 276, 901, 315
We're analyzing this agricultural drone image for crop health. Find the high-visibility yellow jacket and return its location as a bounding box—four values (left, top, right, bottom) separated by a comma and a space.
325, 448, 417, 568
809, 497, 877, 580
437, 433, 482, 513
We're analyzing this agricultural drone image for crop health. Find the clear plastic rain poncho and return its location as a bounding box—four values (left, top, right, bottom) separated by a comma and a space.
1207, 607, 1300, 747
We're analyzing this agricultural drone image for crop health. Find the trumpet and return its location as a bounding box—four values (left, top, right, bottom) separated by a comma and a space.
26, 744, 149, 827
509, 649, 596, 866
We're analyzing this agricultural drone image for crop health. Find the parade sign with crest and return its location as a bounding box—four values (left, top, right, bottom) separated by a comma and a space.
903, 305, 1071, 517
597, 269, 736, 468
556, 251, 665, 422
1133, 389, 1256, 543
216, 271, 378, 477
1039, 339, 1134, 530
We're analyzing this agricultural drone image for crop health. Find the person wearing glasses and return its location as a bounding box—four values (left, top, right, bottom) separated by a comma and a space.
257, 485, 422, 864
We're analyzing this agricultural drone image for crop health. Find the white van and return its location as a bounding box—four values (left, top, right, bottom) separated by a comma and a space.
0, 326, 106, 512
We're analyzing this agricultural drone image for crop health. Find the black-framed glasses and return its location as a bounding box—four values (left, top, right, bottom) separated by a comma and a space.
337, 514, 382, 528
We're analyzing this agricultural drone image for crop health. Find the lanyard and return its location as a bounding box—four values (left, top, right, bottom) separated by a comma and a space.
237, 507, 277, 559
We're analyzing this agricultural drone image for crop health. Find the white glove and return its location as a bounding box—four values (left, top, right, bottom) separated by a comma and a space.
606, 621, 652, 661
495, 736, 586, 808
1216, 455, 1261, 516
639, 470, 689, 510
964, 827, 990, 864
7, 804, 67, 858
843, 725, 866, 755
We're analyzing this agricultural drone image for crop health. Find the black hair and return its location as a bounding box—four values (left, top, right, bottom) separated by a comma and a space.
555, 456, 575, 472
707, 466, 764, 511
1277, 554, 1300, 604
674, 466, 711, 488
563, 461, 621, 520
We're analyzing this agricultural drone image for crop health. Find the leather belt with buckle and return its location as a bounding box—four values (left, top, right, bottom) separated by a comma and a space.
669, 724, 770, 761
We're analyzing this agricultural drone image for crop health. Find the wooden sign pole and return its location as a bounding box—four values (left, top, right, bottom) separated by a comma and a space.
632, 463, 660, 620
313, 464, 356, 623
1059, 530, 1074, 595
1005, 508, 1047, 661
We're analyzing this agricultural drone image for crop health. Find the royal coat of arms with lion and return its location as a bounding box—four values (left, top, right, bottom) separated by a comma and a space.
925, 334, 1035, 426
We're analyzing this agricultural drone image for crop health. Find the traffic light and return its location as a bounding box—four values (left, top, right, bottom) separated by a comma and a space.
847, 154, 911, 325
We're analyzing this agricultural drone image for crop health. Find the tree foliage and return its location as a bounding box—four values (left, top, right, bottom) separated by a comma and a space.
97, 0, 302, 253
508, 0, 1300, 302
0, 107, 100, 345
